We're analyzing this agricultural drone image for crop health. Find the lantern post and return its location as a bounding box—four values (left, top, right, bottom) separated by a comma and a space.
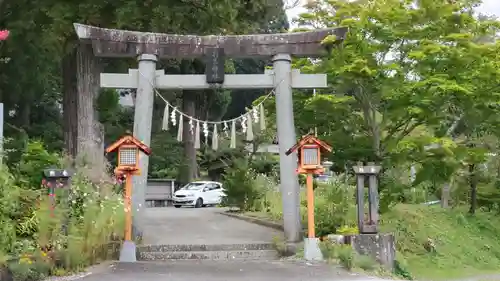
41, 169, 72, 217
285, 133, 332, 261
105, 134, 152, 262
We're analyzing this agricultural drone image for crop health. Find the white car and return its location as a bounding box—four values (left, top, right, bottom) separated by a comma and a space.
172, 181, 225, 208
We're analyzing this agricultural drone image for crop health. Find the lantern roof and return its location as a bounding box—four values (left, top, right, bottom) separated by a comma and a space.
105, 135, 152, 155
285, 133, 332, 156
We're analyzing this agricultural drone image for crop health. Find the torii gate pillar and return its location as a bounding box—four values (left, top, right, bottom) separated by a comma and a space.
131, 54, 157, 237
272, 54, 302, 241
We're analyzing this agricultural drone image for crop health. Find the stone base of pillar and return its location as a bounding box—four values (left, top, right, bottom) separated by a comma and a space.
119, 240, 137, 262
351, 233, 396, 270
304, 238, 323, 261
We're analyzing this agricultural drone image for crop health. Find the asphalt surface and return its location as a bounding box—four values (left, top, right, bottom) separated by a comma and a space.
141, 206, 282, 245
56, 207, 394, 281
77, 260, 391, 281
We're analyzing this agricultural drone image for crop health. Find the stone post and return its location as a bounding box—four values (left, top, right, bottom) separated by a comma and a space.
272, 54, 302, 244
131, 54, 157, 240
353, 162, 381, 234
351, 162, 395, 270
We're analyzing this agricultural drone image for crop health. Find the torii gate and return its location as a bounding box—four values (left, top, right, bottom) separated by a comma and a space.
73, 23, 347, 245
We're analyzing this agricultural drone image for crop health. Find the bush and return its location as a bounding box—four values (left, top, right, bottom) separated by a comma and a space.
308, 181, 357, 237
0, 140, 125, 281
221, 160, 264, 211
319, 241, 379, 272
16, 141, 60, 190
249, 174, 280, 213
245, 173, 357, 237
335, 244, 355, 270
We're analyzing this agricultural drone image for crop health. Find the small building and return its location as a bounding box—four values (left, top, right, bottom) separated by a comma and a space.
145, 178, 181, 207
244, 135, 280, 154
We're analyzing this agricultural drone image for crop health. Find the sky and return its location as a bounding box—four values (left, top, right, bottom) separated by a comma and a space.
285, 0, 500, 27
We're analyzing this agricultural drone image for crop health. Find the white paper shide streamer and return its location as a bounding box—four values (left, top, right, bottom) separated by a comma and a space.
162, 105, 169, 131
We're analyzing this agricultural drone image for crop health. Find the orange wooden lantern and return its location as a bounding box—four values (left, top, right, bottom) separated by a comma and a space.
285, 133, 332, 175
105, 135, 152, 175
286, 133, 332, 239
105, 135, 151, 243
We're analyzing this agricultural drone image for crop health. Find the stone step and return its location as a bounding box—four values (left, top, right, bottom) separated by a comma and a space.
138, 249, 279, 261
138, 243, 275, 252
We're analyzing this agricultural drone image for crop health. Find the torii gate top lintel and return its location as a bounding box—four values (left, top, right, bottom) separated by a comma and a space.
73, 23, 348, 59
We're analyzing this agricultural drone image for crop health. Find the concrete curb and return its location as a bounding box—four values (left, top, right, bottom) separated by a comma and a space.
43, 261, 117, 281
218, 211, 284, 231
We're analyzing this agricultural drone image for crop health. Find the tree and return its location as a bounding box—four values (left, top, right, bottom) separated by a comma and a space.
254, 0, 500, 210
283, 0, 498, 165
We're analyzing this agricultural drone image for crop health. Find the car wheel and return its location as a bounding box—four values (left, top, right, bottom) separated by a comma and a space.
174, 205, 182, 208
195, 198, 203, 208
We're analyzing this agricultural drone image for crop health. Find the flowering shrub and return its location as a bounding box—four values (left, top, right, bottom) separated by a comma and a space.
0, 141, 125, 281
0, 30, 9, 41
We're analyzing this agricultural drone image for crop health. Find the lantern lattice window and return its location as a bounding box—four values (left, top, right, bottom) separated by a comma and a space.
303, 147, 319, 165
119, 147, 137, 166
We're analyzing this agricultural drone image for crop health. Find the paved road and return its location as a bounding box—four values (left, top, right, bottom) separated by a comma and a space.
142, 206, 282, 245
52, 207, 394, 281
75, 260, 391, 281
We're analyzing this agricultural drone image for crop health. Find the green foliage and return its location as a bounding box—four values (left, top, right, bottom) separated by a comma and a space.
238, 172, 357, 237
249, 183, 500, 279
381, 204, 500, 279
319, 242, 378, 272
16, 141, 60, 190
0, 167, 19, 255
336, 225, 358, 236
0, 140, 124, 280
335, 245, 355, 270
221, 160, 263, 211
307, 181, 357, 237
263, 0, 500, 191
9, 258, 51, 281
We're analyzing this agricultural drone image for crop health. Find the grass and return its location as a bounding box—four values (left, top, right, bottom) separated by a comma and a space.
235, 174, 500, 280
380, 204, 500, 280
246, 189, 500, 280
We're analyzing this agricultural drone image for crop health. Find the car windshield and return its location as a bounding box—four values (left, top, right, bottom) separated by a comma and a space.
181, 182, 205, 190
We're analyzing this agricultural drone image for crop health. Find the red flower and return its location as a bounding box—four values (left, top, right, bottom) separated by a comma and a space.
0, 30, 9, 41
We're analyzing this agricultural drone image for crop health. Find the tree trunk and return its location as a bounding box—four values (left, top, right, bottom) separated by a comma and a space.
181, 90, 198, 183
17, 98, 31, 129
468, 163, 477, 215
441, 182, 450, 208
358, 91, 381, 160
62, 47, 78, 158
75, 43, 104, 167
440, 117, 462, 209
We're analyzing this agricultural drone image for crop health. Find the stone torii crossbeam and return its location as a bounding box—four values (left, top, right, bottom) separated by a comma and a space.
74, 23, 347, 246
